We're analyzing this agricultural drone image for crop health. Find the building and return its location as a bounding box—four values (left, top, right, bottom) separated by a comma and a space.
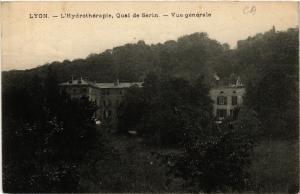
59, 76, 245, 125
209, 77, 245, 122
59, 78, 143, 125
59, 78, 99, 101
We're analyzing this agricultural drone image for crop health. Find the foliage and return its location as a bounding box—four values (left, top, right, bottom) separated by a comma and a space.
118, 74, 213, 146
172, 109, 259, 192
79, 135, 170, 192
249, 139, 299, 193
241, 28, 299, 139
2, 32, 228, 85
2, 68, 105, 192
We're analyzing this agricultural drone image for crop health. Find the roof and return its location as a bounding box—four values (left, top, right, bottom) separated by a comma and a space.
59, 79, 143, 89
59, 79, 92, 86
209, 86, 245, 96
210, 85, 245, 90
95, 82, 143, 89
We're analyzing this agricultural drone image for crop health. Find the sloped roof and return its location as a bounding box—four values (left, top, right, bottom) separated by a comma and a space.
59, 79, 92, 86
95, 82, 143, 89
59, 79, 143, 89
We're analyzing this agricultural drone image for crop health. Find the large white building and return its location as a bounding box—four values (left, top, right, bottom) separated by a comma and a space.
209, 77, 245, 122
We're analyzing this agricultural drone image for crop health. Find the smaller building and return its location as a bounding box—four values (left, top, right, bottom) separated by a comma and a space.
209, 77, 245, 122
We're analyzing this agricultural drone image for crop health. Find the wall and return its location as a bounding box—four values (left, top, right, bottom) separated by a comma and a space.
209, 86, 245, 120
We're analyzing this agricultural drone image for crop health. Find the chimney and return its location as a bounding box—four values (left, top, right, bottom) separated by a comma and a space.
69, 76, 73, 84
114, 79, 120, 86
77, 76, 83, 84
236, 76, 243, 87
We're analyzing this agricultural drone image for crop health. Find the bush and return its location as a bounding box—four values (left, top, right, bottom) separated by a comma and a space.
171, 109, 259, 192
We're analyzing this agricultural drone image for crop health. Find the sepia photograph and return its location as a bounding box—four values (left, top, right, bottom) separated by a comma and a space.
1, 1, 299, 193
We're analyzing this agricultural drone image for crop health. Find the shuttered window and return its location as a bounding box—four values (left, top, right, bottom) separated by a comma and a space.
217, 109, 227, 118
232, 96, 238, 105
217, 96, 227, 105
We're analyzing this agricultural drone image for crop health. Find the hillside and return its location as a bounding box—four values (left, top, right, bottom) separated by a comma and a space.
3, 28, 298, 88
2, 32, 232, 86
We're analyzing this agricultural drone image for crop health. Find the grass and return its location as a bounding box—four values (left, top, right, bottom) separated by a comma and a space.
110, 134, 299, 192
249, 139, 299, 193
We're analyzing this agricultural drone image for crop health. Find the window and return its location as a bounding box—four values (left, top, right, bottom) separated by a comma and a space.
73, 88, 77, 93
104, 110, 108, 119
103, 90, 110, 95
217, 109, 227, 118
232, 96, 238, 105
230, 109, 234, 117
81, 88, 87, 93
217, 96, 227, 105
230, 108, 239, 119
108, 99, 112, 107
104, 110, 112, 120
103, 100, 106, 107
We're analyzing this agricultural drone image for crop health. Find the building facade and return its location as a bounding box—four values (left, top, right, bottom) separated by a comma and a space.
59, 78, 143, 125
209, 77, 245, 122
59, 77, 245, 125
209, 86, 245, 122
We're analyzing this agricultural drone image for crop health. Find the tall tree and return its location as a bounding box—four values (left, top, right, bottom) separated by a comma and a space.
241, 28, 299, 139
172, 108, 259, 192
118, 74, 213, 146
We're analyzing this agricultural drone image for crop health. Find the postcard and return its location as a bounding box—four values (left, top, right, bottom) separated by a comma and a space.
2, 2, 299, 193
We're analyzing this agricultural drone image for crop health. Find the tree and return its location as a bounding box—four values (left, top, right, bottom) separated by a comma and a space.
2, 68, 103, 192
118, 74, 213, 147
172, 108, 259, 192
241, 28, 299, 139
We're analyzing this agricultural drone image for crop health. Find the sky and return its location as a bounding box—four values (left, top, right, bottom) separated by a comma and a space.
2, 1, 298, 71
